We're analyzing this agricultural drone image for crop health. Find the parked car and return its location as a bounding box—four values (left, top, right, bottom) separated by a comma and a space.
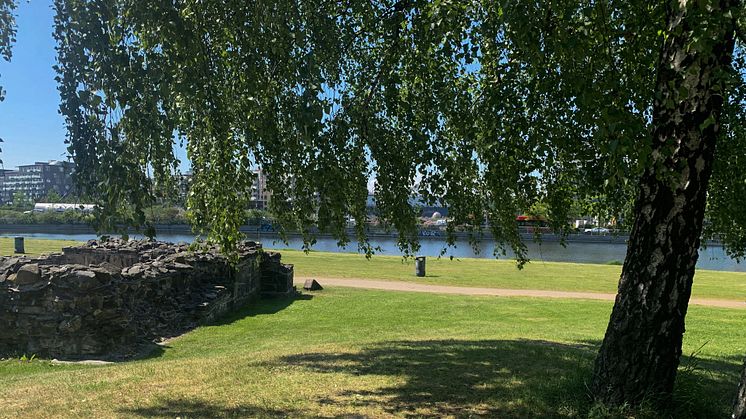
584, 227, 610, 234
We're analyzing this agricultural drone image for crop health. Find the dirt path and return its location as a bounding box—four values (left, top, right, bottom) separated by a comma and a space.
295, 277, 746, 310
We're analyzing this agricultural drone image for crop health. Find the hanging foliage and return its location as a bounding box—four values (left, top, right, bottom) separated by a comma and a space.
44, 0, 746, 410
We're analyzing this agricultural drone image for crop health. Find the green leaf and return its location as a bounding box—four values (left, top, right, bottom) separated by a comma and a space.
699, 114, 716, 131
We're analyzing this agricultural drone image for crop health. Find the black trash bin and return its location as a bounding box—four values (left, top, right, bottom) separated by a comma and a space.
415, 256, 426, 277
14, 237, 25, 254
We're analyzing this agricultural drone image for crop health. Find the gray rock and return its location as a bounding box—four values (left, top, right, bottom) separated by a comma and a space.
125, 265, 145, 276
96, 262, 120, 274
59, 316, 82, 333
303, 279, 323, 291
75, 270, 100, 290
15, 264, 42, 285
0, 257, 22, 274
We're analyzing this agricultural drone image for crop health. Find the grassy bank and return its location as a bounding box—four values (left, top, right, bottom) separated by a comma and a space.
277, 249, 746, 301
2, 238, 745, 301
0, 239, 743, 417
0, 237, 82, 257
0, 289, 743, 418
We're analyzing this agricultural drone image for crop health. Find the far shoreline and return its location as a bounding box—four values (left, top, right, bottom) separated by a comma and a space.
0, 223, 726, 247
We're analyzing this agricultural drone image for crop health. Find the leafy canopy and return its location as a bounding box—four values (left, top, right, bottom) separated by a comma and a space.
52, 0, 745, 261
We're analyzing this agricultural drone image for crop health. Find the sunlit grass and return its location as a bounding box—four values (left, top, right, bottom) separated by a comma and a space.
0, 237, 82, 257
0, 238, 742, 417
0, 288, 742, 418
1, 238, 743, 301
276, 249, 746, 301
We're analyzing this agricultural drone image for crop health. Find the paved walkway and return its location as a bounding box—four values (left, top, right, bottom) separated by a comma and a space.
295, 277, 746, 310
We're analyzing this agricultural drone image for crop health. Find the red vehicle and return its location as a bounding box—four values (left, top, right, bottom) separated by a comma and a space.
516, 215, 550, 233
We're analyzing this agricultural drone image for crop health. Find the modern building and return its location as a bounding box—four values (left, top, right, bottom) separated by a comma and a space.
176, 170, 193, 204
250, 169, 271, 210
176, 168, 271, 210
0, 160, 76, 205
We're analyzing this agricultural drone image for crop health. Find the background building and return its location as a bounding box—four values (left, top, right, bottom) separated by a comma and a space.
176, 168, 271, 210
176, 170, 193, 204
0, 160, 76, 205
249, 169, 271, 210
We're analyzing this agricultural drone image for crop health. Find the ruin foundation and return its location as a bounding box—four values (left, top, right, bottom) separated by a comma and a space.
0, 239, 294, 359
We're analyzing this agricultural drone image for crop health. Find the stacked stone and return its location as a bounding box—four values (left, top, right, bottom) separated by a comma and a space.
0, 260, 134, 358
121, 250, 252, 340
260, 251, 295, 297
0, 239, 287, 359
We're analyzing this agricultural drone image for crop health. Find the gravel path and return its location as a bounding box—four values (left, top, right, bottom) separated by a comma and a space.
295, 277, 746, 310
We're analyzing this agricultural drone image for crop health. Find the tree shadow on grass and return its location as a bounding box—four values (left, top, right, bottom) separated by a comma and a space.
212, 292, 313, 327
675, 353, 744, 416
120, 397, 303, 418
274, 339, 595, 418
273, 339, 741, 418
135, 294, 313, 362
119, 396, 365, 418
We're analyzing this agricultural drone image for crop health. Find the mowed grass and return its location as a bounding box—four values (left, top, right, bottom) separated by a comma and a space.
0, 288, 744, 418
276, 249, 746, 301
0, 237, 82, 258
0, 239, 743, 416
1, 238, 745, 301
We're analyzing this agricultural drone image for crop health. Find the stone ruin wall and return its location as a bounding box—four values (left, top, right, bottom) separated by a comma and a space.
0, 239, 294, 359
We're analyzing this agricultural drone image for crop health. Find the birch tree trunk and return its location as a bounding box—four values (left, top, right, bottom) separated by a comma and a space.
591, 0, 739, 406
734, 358, 746, 419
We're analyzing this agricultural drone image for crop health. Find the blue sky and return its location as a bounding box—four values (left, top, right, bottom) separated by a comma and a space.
0, 0, 189, 171
0, 0, 66, 169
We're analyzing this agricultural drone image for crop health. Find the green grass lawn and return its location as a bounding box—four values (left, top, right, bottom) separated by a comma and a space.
0, 288, 743, 418
0, 239, 743, 417
2, 238, 745, 301
276, 249, 746, 301
0, 237, 82, 258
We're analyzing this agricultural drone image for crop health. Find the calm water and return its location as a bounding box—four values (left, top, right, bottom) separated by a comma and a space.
3, 231, 744, 273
